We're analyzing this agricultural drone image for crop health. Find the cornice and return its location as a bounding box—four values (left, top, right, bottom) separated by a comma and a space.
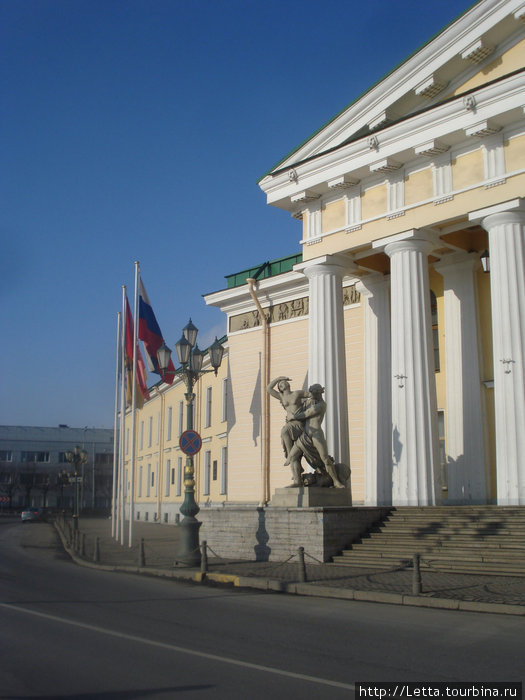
265, 0, 522, 173
262, 71, 525, 211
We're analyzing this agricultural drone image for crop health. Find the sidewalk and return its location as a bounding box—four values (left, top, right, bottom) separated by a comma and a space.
54, 517, 525, 616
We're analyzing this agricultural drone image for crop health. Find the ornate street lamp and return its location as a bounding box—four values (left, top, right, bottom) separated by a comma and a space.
157, 319, 224, 566
64, 446, 88, 531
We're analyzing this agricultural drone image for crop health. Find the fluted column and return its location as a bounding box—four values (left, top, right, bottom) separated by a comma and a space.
434, 254, 487, 504
356, 275, 392, 505
385, 234, 440, 506
470, 199, 525, 505
299, 255, 351, 468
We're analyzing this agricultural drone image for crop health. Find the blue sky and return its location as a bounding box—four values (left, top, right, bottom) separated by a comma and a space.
1, 0, 475, 428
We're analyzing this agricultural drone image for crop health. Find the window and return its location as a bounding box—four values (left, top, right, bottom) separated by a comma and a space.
205, 387, 212, 428
176, 457, 182, 496
213, 460, 218, 481
21, 452, 50, 463
156, 413, 160, 445
0, 450, 12, 462
148, 417, 152, 447
171, 467, 175, 485
167, 407, 172, 441
178, 401, 184, 436
222, 379, 228, 422
154, 462, 158, 497
203, 451, 211, 495
220, 447, 228, 495
138, 466, 143, 498
165, 459, 171, 496
140, 421, 144, 449
430, 290, 440, 372
146, 464, 151, 497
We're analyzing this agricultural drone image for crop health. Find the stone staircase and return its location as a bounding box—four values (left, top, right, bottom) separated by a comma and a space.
332, 506, 525, 576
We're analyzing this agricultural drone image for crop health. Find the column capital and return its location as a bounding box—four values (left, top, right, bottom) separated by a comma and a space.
356, 273, 389, 297
294, 253, 357, 278
374, 228, 439, 257
469, 197, 525, 224
433, 251, 480, 275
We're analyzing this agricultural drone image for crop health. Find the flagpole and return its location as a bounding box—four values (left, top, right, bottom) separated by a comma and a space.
111, 311, 121, 539
129, 261, 140, 547
119, 285, 127, 544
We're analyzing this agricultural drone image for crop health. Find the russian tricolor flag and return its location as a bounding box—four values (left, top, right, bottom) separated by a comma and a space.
138, 278, 175, 384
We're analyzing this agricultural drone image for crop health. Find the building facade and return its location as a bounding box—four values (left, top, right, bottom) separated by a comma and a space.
205, 0, 525, 507
0, 425, 114, 510
123, 344, 229, 523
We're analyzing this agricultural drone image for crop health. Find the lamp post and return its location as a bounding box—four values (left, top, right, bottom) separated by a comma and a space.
157, 319, 224, 567
64, 446, 88, 531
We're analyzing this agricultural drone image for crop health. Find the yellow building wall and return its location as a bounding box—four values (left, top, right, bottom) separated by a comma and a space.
451, 39, 525, 97
405, 167, 433, 206
451, 149, 484, 191
321, 198, 345, 233
226, 318, 309, 502
361, 183, 387, 221
505, 132, 525, 173
130, 352, 228, 518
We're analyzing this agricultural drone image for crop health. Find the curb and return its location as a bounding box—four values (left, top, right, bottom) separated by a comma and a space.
54, 524, 525, 617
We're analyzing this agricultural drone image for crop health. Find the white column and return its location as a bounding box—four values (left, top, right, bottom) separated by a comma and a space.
470, 199, 525, 505
434, 254, 487, 504
385, 234, 440, 506
298, 255, 351, 467
356, 275, 392, 505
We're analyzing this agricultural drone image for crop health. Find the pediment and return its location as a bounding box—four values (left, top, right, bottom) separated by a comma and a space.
263, 0, 525, 178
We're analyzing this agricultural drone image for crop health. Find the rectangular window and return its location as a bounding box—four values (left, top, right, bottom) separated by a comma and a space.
140, 421, 144, 449
167, 407, 172, 441
213, 460, 218, 481
222, 378, 228, 422
178, 401, 184, 436
148, 417, 152, 447
205, 387, 212, 428
220, 447, 228, 495
171, 467, 175, 485
58, 452, 69, 463
154, 462, 158, 497
203, 451, 211, 495
165, 459, 171, 496
146, 464, 151, 497
0, 450, 12, 461
176, 457, 182, 496
156, 412, 160, 445
21, 451, 50, 463
138, 466, 143, 498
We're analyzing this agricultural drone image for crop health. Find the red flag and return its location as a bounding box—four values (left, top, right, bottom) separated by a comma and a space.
125, 296, 150, 407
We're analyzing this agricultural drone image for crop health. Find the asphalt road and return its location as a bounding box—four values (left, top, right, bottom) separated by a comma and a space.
0, 519, 523, 700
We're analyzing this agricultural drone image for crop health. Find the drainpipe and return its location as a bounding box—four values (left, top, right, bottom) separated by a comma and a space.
247, 278, 270, 506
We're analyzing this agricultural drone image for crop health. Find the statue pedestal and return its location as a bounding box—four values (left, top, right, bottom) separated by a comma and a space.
271, 486, 352, 508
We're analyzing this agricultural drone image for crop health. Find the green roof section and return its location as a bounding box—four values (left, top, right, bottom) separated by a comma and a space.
257, 0, 478, 183
225, 252, 302, 289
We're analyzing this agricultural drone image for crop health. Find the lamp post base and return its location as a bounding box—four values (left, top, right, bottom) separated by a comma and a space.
175, 518, 202, 567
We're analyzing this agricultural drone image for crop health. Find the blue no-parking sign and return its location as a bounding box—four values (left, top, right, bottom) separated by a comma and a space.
179, 429, 202, 456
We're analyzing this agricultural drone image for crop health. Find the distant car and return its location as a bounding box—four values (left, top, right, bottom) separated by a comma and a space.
21, 508, 41, 522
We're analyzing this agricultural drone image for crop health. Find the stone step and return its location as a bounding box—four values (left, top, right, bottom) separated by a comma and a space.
370, 525, 525, 536
360, 537, 525, 549
338, 547, 525, 563
345, 545, 525, 560
330, 556, 525, 576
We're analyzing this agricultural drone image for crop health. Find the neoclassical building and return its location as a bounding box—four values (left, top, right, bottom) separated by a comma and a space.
205, 0, 525, 507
